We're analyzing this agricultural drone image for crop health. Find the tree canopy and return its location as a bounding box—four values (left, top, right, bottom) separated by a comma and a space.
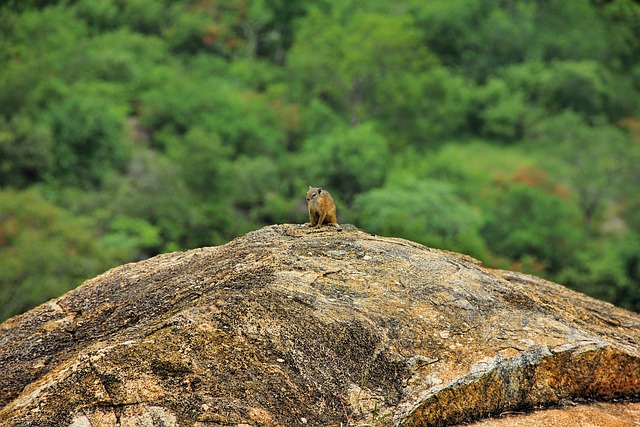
1, 0, 640, 320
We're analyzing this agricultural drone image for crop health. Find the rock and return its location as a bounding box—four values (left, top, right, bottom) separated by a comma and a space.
468, 401, 640, 427
0, 224, 638, 426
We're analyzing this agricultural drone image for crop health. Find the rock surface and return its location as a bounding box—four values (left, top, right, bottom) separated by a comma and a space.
0, 224, 638, 427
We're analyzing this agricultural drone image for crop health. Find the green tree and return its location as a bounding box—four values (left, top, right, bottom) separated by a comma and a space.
140, 75, 290, 157
160, 126, 232, 197
482, 174, 584, 274
0, 190, 126, 321
354, 179, 488, 259
411, 0, 536, 80
526, 112, 637, 228
298, 123, 389, 203
287, 9, 434, 123
1, 0, 639, 315
560, 233, 640, 311
99, 214, 162, 261
45, 94, 128, 187
596, 0, 640, 71
379, 67, 473, 146
229, 155, 298, 225
538, 60, 614, 119
92, 153, 212, 250
190, 0, 309, 62
476, 59, 637, 131
81, 29, 170, 90
0, 6, 87, 116
0, 114, 53, 187
287, 8, 474, 146
72, 0, 120, 32
412, 0, 608, 81
470, 72, 544, 141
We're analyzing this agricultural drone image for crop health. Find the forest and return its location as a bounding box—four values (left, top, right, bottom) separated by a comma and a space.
1, 0, 639, 321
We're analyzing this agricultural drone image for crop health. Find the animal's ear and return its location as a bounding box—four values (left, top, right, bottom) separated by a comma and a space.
308, 186, 312, 190
318, 187, 323, 193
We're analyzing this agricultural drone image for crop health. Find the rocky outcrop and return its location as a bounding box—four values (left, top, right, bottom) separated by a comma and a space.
0, 224, 638, 426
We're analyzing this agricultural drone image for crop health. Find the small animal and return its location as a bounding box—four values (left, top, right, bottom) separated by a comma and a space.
305, 186, 339, 228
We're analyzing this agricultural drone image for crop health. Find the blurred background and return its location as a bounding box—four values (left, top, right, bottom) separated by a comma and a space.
1, 0, 639, 321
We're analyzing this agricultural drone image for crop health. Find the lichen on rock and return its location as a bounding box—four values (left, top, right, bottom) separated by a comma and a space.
0, 225, 638, 426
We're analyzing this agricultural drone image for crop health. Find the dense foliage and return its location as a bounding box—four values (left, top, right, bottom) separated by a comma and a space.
1, 0, 639, 321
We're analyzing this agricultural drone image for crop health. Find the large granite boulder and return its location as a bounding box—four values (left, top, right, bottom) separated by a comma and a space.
1, 225, 638, 426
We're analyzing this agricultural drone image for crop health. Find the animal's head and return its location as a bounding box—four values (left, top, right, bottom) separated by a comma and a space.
306, 186, 323, 202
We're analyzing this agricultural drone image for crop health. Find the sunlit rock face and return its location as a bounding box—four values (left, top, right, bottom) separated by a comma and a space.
1, 225, 638, 427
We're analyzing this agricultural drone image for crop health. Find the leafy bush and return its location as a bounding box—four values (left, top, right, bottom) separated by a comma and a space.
354, 179, 488, 259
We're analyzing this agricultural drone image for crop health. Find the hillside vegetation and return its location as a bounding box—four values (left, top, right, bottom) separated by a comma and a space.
1, 0, 639, 320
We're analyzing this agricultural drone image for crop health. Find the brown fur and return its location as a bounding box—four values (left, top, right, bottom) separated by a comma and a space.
305, 186, 338, 228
